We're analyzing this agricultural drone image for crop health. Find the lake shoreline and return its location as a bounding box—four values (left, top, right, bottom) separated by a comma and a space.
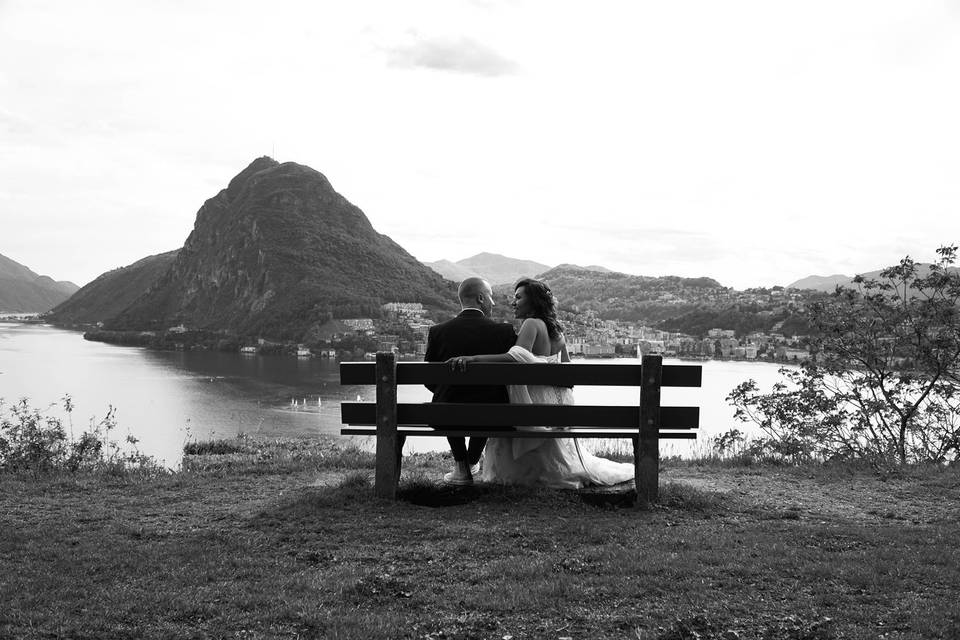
12, 317, 807, 366
1, 323, 794, 466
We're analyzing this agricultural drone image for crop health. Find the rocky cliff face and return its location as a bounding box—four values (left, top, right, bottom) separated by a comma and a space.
107, 157, 456, 339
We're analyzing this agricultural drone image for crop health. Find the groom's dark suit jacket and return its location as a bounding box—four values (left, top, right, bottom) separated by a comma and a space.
424, 308, 517, 403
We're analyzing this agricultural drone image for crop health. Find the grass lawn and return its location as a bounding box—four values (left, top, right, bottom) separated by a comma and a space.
1, 436, 959, 639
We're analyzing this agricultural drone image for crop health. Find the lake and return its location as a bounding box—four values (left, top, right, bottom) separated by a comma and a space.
0, 323, 789, 467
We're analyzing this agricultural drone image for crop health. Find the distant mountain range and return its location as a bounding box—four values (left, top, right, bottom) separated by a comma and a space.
534, 264, 725, 323
423, 259, 478, 283
524, 264, 822, 336
49, 157, 457, 339
786, 264, 959, 292
424, 253, 551, 285
786, 274, 853, 292
0, 253, 78, 313
432, 256, 947, 295
38, 154, 945, 343
425, 253, 612, 286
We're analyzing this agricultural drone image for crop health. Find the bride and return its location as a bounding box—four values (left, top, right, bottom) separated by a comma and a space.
449, 278, 635, 489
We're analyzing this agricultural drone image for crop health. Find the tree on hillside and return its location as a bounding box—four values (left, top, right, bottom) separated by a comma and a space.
727, 246, 960, 465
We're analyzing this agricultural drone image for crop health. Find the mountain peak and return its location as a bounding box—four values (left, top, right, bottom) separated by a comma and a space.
74, 158, 456, 337
463, 252, 508, 261
425, 253, 552, 285
786, 274, 853, 291
225, 156, 281, 198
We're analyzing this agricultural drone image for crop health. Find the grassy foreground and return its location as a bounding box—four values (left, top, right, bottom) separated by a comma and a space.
1, 437, 959, 640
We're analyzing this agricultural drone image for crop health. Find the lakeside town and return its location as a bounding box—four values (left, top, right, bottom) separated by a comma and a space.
4, 301, 814, 363
292, 301, 813, 363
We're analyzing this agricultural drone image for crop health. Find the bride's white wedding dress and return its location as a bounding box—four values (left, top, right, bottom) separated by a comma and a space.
480, 346, 635, 489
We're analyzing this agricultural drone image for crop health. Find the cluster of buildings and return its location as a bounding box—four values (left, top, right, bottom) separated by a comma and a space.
633, 327, 811, 361
338, 303, 434, 359
557, 309, 813, 361
0, 313, 41, 321
330, 304, 812, 362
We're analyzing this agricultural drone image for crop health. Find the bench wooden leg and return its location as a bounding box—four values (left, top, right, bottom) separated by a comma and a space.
637, 355, 662, 507
374, 435, 400, 499
374, 352, 400, 500
373, 432, 405, 499
634, 435, 659, 507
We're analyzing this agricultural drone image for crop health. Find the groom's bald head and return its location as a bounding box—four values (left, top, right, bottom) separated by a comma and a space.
458, 277, 494, 316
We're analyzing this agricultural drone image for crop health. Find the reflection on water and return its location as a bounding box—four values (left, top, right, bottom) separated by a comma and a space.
0, 324, 789, 467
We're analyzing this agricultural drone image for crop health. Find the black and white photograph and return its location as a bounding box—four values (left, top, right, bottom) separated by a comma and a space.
2, 1, 959, 638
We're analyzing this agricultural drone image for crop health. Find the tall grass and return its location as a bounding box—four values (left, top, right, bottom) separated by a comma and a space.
586, 434, 762, 467
179, 434, 376, 475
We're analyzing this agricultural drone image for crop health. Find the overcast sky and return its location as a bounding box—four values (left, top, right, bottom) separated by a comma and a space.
2, 0, 959, 290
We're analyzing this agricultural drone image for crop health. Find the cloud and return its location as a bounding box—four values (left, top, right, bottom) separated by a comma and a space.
0, 107, 36, 137
384, 36, 518, 77
550, 224, 728, 264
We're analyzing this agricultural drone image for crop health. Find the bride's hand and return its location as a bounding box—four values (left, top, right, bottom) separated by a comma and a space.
446, 355, 474, 371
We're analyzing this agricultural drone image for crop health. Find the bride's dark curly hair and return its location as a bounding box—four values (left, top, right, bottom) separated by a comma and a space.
515, 278, 564, 340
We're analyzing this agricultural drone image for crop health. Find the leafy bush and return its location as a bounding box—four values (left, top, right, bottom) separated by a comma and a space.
728, 246, 960, 466
0, 396, 161, 475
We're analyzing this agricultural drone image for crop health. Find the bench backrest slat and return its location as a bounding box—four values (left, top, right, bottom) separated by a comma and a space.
339, 361, 702, 387
341, 402, 699, 429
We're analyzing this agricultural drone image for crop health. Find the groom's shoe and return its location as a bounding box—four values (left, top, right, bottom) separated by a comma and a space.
443, 461, 474, 486
468, 455, 482, 478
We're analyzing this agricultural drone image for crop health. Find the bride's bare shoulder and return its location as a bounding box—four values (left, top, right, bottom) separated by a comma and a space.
518, 317, 549, 340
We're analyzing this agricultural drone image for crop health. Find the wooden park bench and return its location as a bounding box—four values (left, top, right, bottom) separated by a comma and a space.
339, 352, 702, 504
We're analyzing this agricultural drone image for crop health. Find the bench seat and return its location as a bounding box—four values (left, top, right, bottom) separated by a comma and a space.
340, 401, 698, 431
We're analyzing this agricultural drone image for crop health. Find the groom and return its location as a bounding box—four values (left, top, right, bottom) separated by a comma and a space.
424, 277, 516, 485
